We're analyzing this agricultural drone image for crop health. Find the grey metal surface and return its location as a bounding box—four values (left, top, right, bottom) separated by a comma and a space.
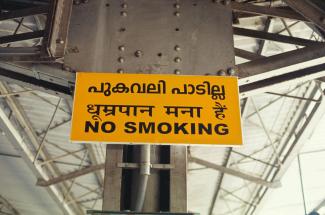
65, 0, 235, 73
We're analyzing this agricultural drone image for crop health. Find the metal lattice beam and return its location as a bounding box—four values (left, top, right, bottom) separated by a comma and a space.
37, 163, 105, 187
0, 195, 20, 215
0, 6, 48, 21
189, 157, 281, 188
231, 2, 308, 22
284, 0, 325, 31
0, 82, 83, 215
0, 31, 45, 44
233, 27, 321, 47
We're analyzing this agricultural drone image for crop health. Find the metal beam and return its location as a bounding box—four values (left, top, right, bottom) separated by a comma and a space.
283, 0, 325, 31
0, 6, 48, 21
231, 2, 308, 22
0, 47, 40, 56
0, 101, 76, 215
45, 0, 73, 57
233, 27, 322, 47
102, 145, 123, 211
37, 163, 105, 187
0, 63, 74, 98
247, 87, 325, 215
189, 157, 281, 188
257, 17, 272, 56
237, 44, 325, 80
239, 63, 325, 98
0, 82, 83, 215
170, 146, 187, 212
0, 30, 45, 44
0, 195, 20, 215
208, 148, 232, 215
234, 48, 265, 61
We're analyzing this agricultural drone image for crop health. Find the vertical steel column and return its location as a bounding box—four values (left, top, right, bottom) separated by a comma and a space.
170, 146, 187, 212
102, 145, 123, 211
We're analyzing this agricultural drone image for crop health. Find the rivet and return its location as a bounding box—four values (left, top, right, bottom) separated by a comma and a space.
117, 69, 124, 73
175, 12, 180, 17
227, 68, 236, 76
73, 0, 81, 5
118, 45, 125, 51
174, 3, 180, 9
174, 45, 181, 51
174, 69, 181, 75
118, 57, 125, 63
121, 3, 128, 9
218, 70, 226, 76
223, 0, 231, 5
121, 11, 127, 17
56, 39, 64, 44
135, 50, 143, 57
174, 57, 182, 63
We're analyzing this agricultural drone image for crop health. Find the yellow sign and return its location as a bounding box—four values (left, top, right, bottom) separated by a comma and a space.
71, 72, 242, 145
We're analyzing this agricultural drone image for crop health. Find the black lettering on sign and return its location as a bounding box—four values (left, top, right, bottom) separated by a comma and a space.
122, 122, 230, 136
139, 122, 155, 134
158, 122, 172, 134
85, 121, 116, 133
101, 121, 116, 133
174, 123, 189, 134
215, 124, 229, 135
85, 121, 99, 133
198, 123, 212, 135
124, 122, 137, 133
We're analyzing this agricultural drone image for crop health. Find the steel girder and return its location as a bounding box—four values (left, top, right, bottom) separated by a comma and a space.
246, 86, 325, 215
0, 82, 84, 215
231, 2, 308, 22
0, 6, 48, 21
283, 0, 325, 31
0, 0, 73, 61
0, 194, 20, 215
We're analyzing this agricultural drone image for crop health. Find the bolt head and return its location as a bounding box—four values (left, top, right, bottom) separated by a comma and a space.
174, 69, 181, 75
174, 3, 180, 9
73, 0, 81, 5
175, 12, 180, 17
174, 57, 182, 63
121, 11, 127, 17
227, 68, 236, 76
117, 69, 124, 73
174, 45, 181, 51
118, 57, 125, 63
121, 3, 128, 9
218, 70, 226, 76
56, 39, 64, 44
118, 45, 125, 51
223, 0, 231, 5
135, 50, 143, 57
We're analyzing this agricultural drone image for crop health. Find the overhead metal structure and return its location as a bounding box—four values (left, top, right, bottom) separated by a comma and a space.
0, 0, 325, 215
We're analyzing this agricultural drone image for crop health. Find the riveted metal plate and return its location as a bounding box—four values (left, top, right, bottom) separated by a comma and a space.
65, 0, 234, 75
